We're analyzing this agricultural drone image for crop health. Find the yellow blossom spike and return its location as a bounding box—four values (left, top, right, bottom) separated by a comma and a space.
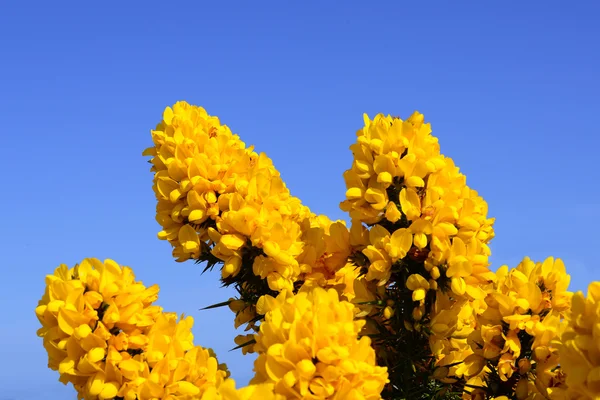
36, 258, 229, 398
252, 288, 388, 397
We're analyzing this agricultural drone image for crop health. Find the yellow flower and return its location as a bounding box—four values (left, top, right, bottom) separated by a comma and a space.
558, 282, 600, 399
199, 378, 284, 400
497, 353, 516, 382
146, 102, 354, 294
36, 258, 228, 399
361, 225, 412, 286
384, 201, 401, 223
406, 273, 430, 302
455, 353, 486, 378
452, 257, 572, 398
146, 102, 249, 258
339, 111, 496, 397
361, 225, 394, 285
340, 111, 495, 306
252, 288, 388, 399
340, 112, 442, 225
35, 259, 159, 388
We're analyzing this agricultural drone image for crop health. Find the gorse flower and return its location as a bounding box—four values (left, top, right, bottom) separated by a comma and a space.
35, 259, 160, 395
144, 102, 352, 296
449, 257, 572, 399
142, 104, 600, 399
251, 288, 389, 399
335, 111, 497, 398
556, 282, 600, 400
340, 112, 443, 224
199, 379, 284, 400
35, 258, 228, 400
342, 112, 495, 299
36, 102, 598, 400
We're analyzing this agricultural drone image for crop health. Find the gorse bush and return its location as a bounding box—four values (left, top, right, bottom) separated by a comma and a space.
36, 101, 600, 400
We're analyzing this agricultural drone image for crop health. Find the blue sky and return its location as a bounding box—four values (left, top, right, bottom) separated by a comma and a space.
1, 1, 599, 398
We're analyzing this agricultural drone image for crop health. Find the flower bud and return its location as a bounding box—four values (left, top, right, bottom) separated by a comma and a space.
518, 358, 531, 375
412, 305, 424, 321
383, 306, 395, 320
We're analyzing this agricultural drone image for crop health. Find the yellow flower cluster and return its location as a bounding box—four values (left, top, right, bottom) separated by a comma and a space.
144, 102, 352, 293
139, 105, 599, 399
36, 102, 600, 400
557, 282, 600, 400
251, 288, 389, 399
35, 258, 228, 399
445, 257, 572, 399
334, 112, 497, 397
341, 112, 495, 301
198, 379, 284, 400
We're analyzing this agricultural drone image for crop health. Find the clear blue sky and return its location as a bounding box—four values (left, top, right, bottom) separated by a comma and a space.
1, 1, 599, 398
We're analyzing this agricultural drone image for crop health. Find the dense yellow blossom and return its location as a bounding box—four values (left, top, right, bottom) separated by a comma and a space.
144, 101, 352, 293
557, 282, 600, 400
35, 102, 598, 400
335, 111, 496, 397
341, 112, 495, 302
36, 258, 228, 399
199, 378, 285, 400
251, 288, 388, 399
454, 257, 572, 399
